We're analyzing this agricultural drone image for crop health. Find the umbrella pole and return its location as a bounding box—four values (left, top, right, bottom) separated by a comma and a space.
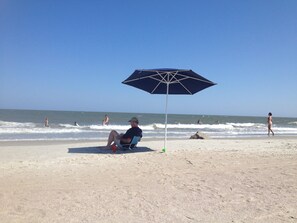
162, 83, 169, 152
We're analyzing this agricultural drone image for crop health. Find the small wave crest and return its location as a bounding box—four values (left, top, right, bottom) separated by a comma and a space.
153, 123, 235, 130
0, 120, 37, 128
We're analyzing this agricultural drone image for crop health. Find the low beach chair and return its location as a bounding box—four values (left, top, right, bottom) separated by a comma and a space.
116, 136, 141, 151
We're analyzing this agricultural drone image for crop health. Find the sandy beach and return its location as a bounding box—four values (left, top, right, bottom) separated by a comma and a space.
1, 137, 297, 223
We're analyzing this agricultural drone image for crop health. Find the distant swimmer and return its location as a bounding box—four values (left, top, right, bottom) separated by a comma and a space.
44, 117, 49, 127
102, 114, 109, 126
74, 121, 79, 126
267, 112, 275, 136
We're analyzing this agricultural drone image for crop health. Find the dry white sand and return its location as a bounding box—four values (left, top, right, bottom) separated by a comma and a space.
1, 137, 297, 223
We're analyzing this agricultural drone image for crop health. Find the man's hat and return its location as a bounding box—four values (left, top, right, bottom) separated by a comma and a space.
129, 117, 139, 124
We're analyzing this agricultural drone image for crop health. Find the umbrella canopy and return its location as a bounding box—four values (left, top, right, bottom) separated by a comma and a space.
122, 68, 216, 151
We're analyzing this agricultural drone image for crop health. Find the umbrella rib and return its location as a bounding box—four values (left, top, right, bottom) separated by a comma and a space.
176, 73, 215, 84
152, 71, 193, 94
161, 71, 214, 85
171, 74, 193, 95
159, 71, 193, 94
166, 71, 193, 94
123, 73, 164, 83
151, 79, 163, 93
150, 71, 177, 93
150, 71, 171, 93
155, 71, 179, 83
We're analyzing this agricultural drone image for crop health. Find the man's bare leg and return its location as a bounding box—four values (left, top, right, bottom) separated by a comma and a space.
106, 130, 120, 148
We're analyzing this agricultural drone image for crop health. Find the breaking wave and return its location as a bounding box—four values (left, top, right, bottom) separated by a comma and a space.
1, 120, 297, 141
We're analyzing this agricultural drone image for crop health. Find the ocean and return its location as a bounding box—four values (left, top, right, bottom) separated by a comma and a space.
0, 109, 297, 141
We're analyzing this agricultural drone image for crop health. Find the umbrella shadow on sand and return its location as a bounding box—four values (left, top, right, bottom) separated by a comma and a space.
68, 146, 154, 154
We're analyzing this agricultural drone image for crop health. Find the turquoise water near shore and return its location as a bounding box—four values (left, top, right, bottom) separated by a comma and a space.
0, 109, 296, 141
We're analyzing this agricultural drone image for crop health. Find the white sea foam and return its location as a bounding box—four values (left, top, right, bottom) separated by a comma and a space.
1, 119, 297, 141
152, 123, 235, 130
0, 121, 36, 128
226, 122, 263, 127
89, 124, 132, 130
0, 127, 84, 134
273, 127, 297, 131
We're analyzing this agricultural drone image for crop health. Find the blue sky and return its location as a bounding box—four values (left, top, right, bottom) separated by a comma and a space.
0, 0, 296, 117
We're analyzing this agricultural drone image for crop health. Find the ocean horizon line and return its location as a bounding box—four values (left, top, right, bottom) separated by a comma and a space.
0, 108, 296, 119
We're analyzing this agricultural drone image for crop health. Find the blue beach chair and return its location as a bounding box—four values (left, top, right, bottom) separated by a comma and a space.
116, 136, 141, 151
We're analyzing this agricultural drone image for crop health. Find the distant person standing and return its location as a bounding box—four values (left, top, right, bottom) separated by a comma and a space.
102, 114, 109, 126
44, 117, 49, 127
267, 112, 274, 136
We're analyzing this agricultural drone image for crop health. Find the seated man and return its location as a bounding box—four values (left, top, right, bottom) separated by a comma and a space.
106, 117, 142, 149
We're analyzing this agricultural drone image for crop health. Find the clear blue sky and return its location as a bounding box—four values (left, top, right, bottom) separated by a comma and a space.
1, 0, 296, 117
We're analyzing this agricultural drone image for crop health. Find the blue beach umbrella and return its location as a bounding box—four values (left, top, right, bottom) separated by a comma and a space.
122, 68, 216, 152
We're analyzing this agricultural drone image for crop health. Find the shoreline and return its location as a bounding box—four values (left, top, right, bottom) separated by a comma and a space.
1, 135, 296, 146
